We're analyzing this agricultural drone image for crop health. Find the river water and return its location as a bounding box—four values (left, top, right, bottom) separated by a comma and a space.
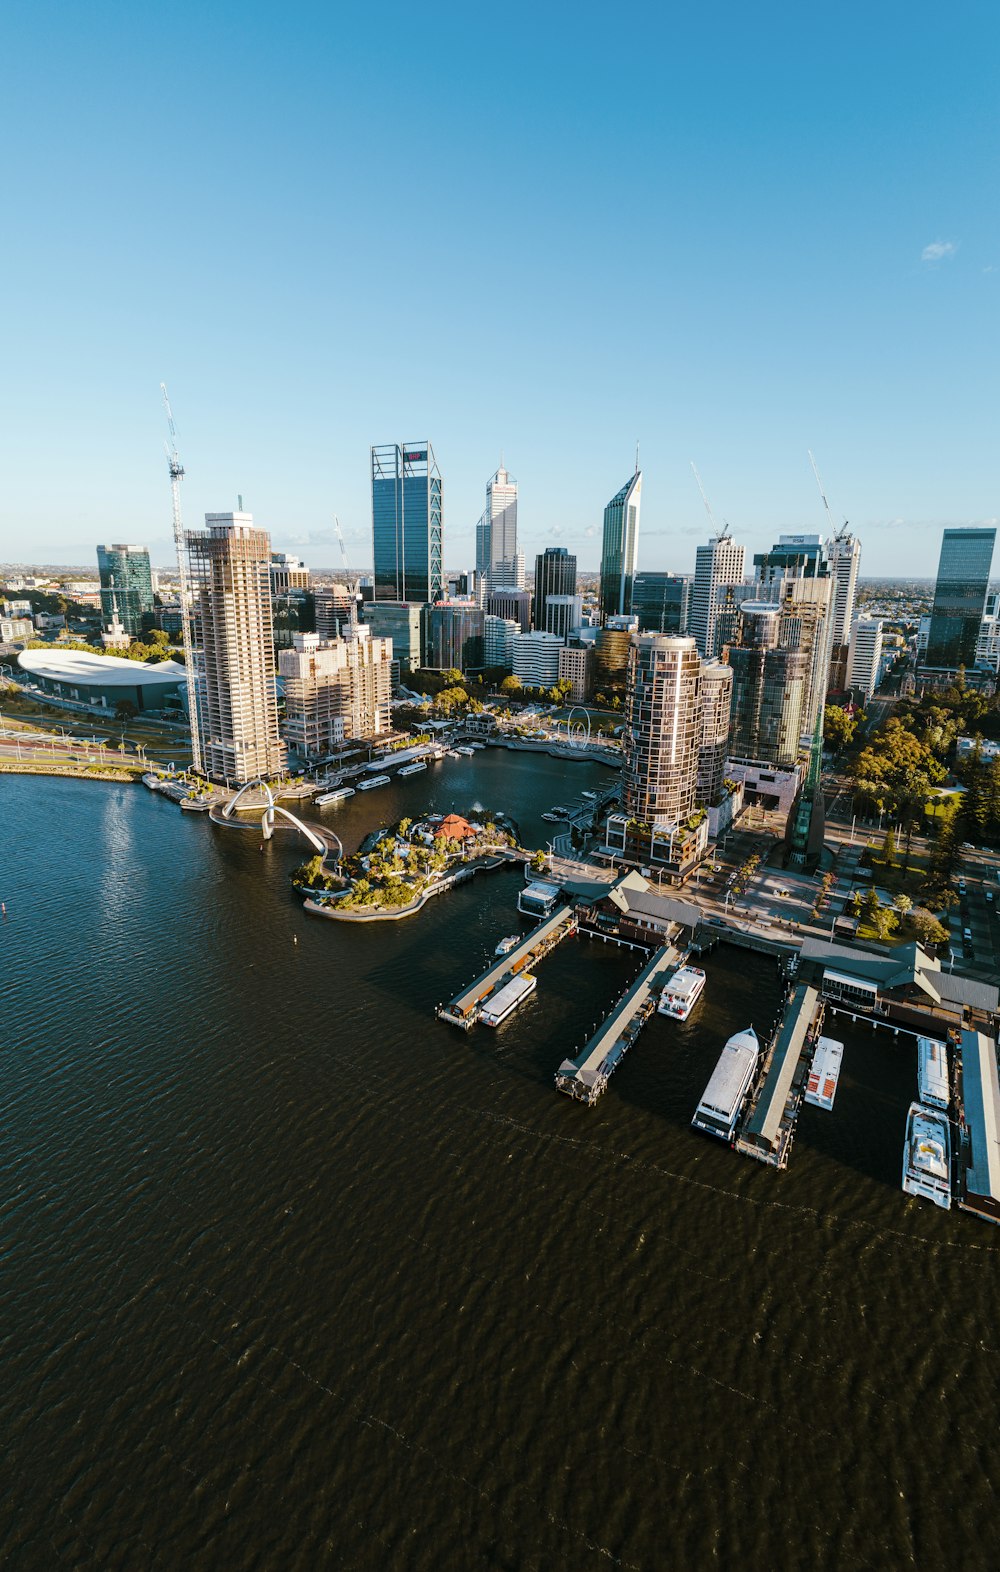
1, 761, 998, 1570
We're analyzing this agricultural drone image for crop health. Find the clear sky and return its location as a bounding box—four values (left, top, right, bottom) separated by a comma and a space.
1, 0, 996, 576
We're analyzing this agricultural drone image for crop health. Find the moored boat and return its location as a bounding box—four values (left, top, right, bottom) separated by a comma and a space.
398, 761, 427, 776
657, 965, 706, 1020
902, 1101, 951, 1210
316, 787, 355, 805
357, 774, 391, 791
494, 934, 519, 957
480, 973, 536, 1027
692, 1027, 759, 1142
805, 1036, 844, 1111
917, 1036, 949, 1110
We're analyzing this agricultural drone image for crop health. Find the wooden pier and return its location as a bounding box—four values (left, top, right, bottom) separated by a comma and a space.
554, 945, 683, 1106
734, 983, 825, 1169
436, 904, 578, 1029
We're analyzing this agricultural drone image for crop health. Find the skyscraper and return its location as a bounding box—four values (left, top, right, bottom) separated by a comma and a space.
599, 469, 642, 621
485, 465, 520, 592
726, 603, 808, 769
753, 534, 833, 734
371, 442, 443, 604
690, 533, 745, 658
96, 544, 154, 638
827, 530, 861, 647
534, 547, 577, 632
187, 513, 286, 785
278, 627, 392, 756
924, 527, 997, 669
605, 633, 708, 880
632, 572, 690, 636
846, 617, 884, 703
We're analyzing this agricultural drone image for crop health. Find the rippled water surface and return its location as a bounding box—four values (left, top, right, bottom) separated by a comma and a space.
2, 768, 998, 1570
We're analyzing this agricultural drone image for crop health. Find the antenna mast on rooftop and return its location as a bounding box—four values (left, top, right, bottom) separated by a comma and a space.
333, 515, 360, 633
160, 383, 203, 774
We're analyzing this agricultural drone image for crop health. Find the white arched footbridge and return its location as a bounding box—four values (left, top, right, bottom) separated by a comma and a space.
221, 778, 330, 856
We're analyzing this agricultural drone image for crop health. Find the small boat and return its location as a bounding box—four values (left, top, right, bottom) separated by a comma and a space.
180, 797, 212, 811
480, 973, 536, 1027
494, 934, 519, 957
692, 1027, 759, 1142
316, 787, 355, 805
468, 742, 485, 750
454, 745, 475, 756
357, 774, 391, 791
398, 761, 428, 776
657, 965, 706, 1020
902, 1101, 951, 1210
581, 790, 597, 800
446, 749, 462, 758
541, 812, 560, 823
805, 1036, 844, 1111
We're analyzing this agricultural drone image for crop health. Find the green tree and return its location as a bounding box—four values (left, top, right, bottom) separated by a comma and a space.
500, 675, 522, 696
882, 827, 897, 867
824, 704, 857, 753
894, 893, 912, 915
115, 698, 138, 722
903, 907, 949, 947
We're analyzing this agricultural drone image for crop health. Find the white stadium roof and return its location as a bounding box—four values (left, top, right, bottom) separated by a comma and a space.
17, 650, 187, 688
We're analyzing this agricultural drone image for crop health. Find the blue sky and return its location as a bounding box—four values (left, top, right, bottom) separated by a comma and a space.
1, 0, 996, 576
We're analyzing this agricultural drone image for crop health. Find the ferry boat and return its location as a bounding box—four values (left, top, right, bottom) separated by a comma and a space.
902, 1101, 952, 1210
518, 880, 561, 919
480, 973, 536, 1027
357, 774, 391, 791
315, 786, 355, 805
454, 745, 475, 757
398, 761, 427, 776
917, 1036, 949, 1111
657, 965, 706, 1020
494, 934, 519, 957
805, 1036, 844, 1111
691, 1027, 759, 1142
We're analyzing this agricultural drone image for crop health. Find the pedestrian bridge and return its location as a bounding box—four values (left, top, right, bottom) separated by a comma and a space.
216, 778, 332, 857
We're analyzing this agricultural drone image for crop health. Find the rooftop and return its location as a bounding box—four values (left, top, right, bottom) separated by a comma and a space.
18, 650, 187, 688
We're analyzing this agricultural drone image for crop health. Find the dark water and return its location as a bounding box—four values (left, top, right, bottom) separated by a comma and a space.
1, 767, 998, 1571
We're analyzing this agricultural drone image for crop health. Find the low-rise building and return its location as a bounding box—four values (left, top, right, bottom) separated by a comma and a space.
558, 643, 592, 703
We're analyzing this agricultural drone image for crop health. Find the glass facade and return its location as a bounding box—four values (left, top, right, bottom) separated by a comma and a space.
96, 544, 154, 637
371, 443, 443, 605
599, 472, 641, 621
422, 601, 484, 672
621, 635, 701, 828
726, 605, 807, 768
925, 528, 997, 669
534, 547, 577, 633
632, 573, 690, 635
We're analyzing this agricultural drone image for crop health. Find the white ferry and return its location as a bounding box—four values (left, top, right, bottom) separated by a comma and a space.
518, 881, 561, 919
494, 935, 519, 957
468, 742, 485, 750
902, 1101, 951, 1210
805, 1036, 844, 1111
917, 1036, 949, 1111
692, 1027, 759, 1142
357, 774, 391, 791
454, 745, 475, 757
657, 965, 706, 1021
398, 761, 427, 776
315, 787, 355, 805
480, 973, 536, 1027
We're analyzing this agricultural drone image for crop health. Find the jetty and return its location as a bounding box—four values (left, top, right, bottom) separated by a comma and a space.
555, 945, 682, 1105
436, 903, 578, 1029
735, 983, 824, 1169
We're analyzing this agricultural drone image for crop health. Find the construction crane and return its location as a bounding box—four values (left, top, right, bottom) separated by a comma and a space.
808, 450, 849, 541
333, 515, 361, 632
690, 461, 730, 537
160, 383, 203, 775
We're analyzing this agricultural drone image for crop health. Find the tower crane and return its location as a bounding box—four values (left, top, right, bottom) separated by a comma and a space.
691, 461, 730, 537
333, 515, 360, 632
808, 450, 848, 541
160, 383, 203, 775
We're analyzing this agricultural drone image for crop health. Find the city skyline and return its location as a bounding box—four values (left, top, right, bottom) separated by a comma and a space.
0, 5, 996, 573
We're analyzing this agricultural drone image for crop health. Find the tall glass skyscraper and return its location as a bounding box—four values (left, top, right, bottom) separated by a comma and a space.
925, 527, 997, 669
371, 443, 443, 604
96, 543, 154, 637
632, 572, 690, 635
534, 547, 577, 632
599, 470, 641, 621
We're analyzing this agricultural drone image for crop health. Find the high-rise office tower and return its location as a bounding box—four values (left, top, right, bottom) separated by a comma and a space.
479, 465, 519, 593
826, 530, 861, 693
422, 600, 485, 672
485, 587, 531, 633
534, 547, 577, 632
632, 572, 690, 636
924, 527, 997, 669
690, 533, 745, 658
846, 617, 884, 703
511, 631, 564, 690
599, 469, 642, 621
186, 513, 286, 785
96, 544, 154, 638
975, 592, 1000, 675
541, 595, 583, 642
278, 627, 392, 756
484, 615, 519, 671
371, 442, 443, 604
